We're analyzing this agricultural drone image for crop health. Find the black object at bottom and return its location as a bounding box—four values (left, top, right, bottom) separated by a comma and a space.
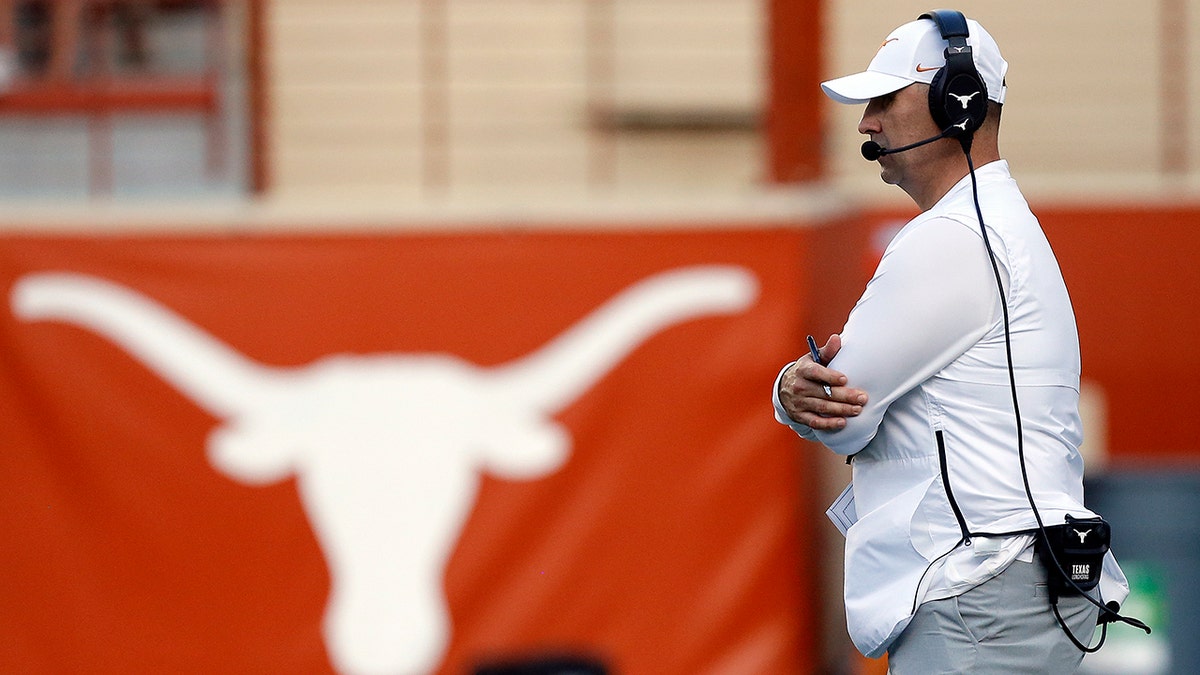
474, 655, 607, 675
1035, 514, 1151, 653
1036, 514, 1110, 601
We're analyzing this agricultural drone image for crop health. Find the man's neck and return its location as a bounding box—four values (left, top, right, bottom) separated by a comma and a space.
905, 140, 1002, 211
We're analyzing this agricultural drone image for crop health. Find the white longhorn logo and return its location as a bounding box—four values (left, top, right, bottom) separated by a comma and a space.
1073, 528, 1090, 544
950, 91, 980, 109
10, 266, 758, 675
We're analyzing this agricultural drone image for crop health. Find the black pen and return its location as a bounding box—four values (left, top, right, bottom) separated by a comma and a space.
807, 335, 833, 397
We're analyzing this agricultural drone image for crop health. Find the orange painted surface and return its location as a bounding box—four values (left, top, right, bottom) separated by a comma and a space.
766, 0, 826, 183
0, 206, 1192, 673
0, 228, 830, 674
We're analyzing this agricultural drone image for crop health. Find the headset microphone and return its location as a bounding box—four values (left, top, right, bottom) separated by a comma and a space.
860, 123, 963, 161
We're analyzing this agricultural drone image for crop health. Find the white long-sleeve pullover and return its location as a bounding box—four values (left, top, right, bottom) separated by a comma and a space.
774, 160, 1128, 657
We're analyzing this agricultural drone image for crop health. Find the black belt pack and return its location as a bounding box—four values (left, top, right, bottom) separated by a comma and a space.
1035, 514, 1110, 600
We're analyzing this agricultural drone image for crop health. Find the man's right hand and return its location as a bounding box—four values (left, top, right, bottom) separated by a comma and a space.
777, 334, 868, 431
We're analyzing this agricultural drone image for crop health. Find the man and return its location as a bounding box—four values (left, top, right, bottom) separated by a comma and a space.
772, 12, 1131, 674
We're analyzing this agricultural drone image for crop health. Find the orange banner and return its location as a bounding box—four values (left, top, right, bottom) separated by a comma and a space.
0, 229, 822, 674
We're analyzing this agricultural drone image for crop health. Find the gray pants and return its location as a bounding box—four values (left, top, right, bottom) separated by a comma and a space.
887, 554, 1100, 674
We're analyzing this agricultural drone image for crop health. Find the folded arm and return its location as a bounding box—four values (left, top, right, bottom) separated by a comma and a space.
774, 216, 1003, 454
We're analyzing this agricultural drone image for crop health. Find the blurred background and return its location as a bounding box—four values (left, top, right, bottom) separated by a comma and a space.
0, 1, 1196, 674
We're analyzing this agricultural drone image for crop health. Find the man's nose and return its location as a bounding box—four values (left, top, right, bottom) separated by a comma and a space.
858, 108, 881, 136
857, 96, 888, 136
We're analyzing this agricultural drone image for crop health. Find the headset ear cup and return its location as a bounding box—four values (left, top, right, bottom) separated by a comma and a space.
927, 58, 988, 136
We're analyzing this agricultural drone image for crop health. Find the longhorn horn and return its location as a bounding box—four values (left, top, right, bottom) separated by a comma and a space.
11, 272, 284, 418
494, 265, 758, 410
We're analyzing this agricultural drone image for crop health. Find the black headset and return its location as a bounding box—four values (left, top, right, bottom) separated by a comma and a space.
919, 9, 989, 138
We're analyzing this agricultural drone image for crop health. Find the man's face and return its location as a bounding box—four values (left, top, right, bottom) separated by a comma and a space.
857, 83, 944, 187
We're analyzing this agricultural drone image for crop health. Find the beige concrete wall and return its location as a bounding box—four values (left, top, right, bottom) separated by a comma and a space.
269, 2, 425, 199
264, 0, 763, 204
263, 1, 1200, 206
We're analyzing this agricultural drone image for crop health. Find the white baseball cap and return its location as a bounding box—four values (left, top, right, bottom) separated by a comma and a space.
821, 16, 1008, 105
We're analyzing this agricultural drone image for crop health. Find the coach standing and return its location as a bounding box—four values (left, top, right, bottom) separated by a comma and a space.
772, 11, 1132, 674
